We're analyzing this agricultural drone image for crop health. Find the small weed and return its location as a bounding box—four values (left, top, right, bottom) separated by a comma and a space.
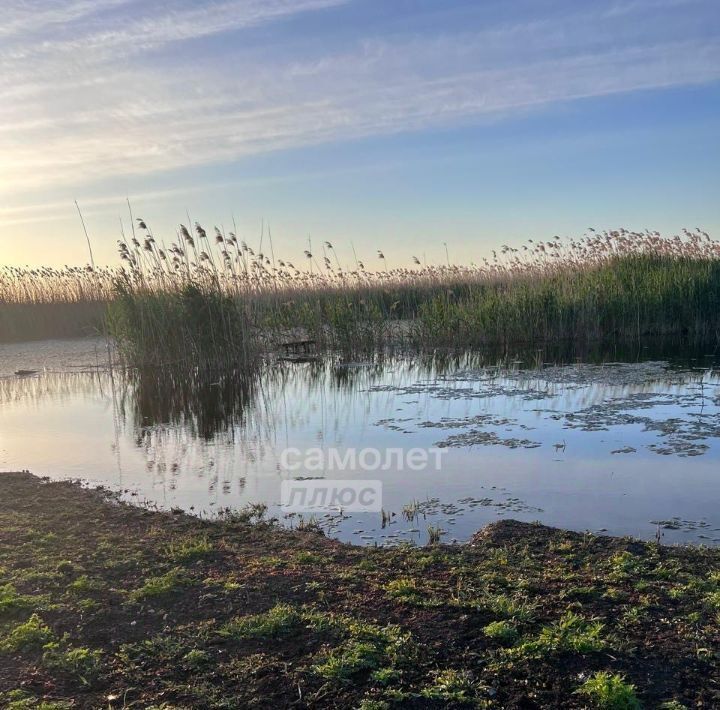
299, 609, 342, 634
603, 587, 629, 602
401, 501, 420, 522
427, 525, 443, 545
313, 639, 384, 681
42, 642, 102, 685
221, 603, 302, 639
483, 620, 519, 644
218, 503, 267, 524
357, 701, 391, 710
183, 648, 211, 669
0, 584, 39, 616
371, 667, 400, 685
129, 568, 192, 602
118, 633, 189, 669
165, 535, 213, 563
620, 606, 645, 627
355, 557, 378, 572
609, 552, 645, 579
293, 551, 327, 566
313, 621, 410, 683
652, 561, 682, 580
76, 598, 100, 613
255, 555, 286, 569
421, 668, 478, 701
576, 671, 640, 709
511, 611, 605, 657
0, 614, 55, 653
385, 578, 423, 604
67, 575, 106, 595
55, 561, 78, 576
704, 590, 720, 611
484, 593, 536, 622
668, 585, 689, 600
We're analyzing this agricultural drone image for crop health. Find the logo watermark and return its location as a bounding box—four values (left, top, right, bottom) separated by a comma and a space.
279, 446, 445, 472
279, 446, 444, 513
281, 479, 382, 513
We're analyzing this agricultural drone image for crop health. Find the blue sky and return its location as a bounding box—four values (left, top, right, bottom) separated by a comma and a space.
1, 0, 719, 267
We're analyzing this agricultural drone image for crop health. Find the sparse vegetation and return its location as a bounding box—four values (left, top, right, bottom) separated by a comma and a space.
427, 524, 443, 545
0, 584, 40, 616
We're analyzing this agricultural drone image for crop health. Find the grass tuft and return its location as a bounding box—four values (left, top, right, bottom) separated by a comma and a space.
0, 614, 55, 653
129, 568, 193, 602
577, 671, 641, 709
220, 603, 303, 640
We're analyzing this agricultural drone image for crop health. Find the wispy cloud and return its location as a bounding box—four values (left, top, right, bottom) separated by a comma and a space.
1, 0, 718, 203
0, 0, 131, 37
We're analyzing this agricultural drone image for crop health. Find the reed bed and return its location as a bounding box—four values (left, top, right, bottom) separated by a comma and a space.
3, 226, 719, 363
104, 223, 720, 363
0, 266, 113, 341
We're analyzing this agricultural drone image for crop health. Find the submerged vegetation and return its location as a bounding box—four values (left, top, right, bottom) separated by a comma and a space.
0, 471, 718, 708
3, 226, 720, 366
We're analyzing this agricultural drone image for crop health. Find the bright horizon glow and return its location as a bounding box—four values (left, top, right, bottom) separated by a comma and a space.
1, 0, 719, 268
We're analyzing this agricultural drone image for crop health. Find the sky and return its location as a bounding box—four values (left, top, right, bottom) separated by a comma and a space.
1, 0, 719, 268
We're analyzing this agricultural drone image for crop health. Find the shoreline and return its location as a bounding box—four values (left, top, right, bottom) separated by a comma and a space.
0, 471, 718, 708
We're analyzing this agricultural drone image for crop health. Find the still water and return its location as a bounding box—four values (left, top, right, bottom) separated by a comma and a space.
1, 337, 720, 546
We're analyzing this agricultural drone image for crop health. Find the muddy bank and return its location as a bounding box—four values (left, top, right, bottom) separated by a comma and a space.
0, 471, 718, 709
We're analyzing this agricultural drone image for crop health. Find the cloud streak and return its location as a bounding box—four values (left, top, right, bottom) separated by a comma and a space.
1, 0, 718, 202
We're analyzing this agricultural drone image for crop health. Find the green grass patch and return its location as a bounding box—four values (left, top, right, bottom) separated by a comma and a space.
484, 592, 537, 622
0, 690, 73, 710
0, 615, 55, 653
385, 578, 424, 604
42, 642, 102, 685
420, 668, 480, 702
510, 611, 605, 657
221, 603, 303, 640
165, 535, 214, 563
483, 620, 519, 644
129, 567, 193, 602
292, 551, 328, 566
312, 620, 411, 684
0, 584, 41, 617
67, 575, 106, 595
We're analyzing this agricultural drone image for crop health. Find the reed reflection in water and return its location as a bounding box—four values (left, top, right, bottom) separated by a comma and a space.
2, 345, 720, 546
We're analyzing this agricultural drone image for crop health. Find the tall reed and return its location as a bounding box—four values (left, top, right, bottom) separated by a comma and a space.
3, 225, 719, 360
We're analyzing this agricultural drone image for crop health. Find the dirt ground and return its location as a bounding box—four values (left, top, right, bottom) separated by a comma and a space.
0, 471, 718, 709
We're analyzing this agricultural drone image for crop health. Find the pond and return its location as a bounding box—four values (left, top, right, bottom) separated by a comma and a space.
1, 337, 720, 546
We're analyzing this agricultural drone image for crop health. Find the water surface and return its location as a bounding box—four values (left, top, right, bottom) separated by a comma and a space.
2, 337, 720, 546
